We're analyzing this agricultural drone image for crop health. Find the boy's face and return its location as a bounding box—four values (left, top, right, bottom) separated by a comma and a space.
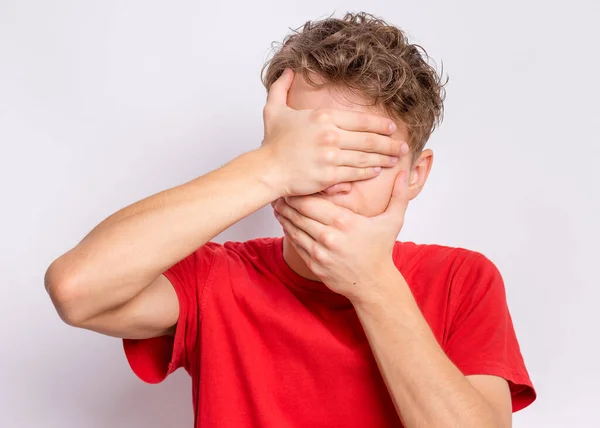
286, 73, 432, 217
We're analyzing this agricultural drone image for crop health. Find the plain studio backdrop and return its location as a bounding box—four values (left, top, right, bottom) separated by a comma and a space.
1, 0, 598, 427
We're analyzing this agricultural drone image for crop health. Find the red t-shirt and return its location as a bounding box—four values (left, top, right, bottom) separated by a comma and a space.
123, 237, 535, 427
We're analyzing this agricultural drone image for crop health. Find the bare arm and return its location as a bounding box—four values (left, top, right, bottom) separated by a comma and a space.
45, 68, 402, 339
352, 269, 512, 428
45, 148, 279, 336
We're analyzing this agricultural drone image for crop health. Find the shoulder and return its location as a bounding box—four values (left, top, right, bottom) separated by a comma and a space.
188, 237, 276, 261
394, 240, 495, 276
193, 237, 279, 276
394, 241, 504, 299
221, 237, 277, 262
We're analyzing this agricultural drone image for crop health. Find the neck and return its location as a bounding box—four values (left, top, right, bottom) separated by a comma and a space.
282, 236, 322, 282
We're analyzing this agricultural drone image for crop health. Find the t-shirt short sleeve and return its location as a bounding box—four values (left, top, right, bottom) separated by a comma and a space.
123, 242, 221, 384
444, 253, 536, 412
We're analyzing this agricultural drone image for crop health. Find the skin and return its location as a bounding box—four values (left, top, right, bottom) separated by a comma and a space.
277, 71, 433, 281
273, 72, 513, 427
45, 68, 512, 427
45, 68, 402, 337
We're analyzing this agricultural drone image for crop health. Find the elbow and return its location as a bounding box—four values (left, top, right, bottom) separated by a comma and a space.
44, 258, 91, 327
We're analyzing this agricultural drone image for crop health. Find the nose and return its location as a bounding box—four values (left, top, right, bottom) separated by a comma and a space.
320, 182, 352, 196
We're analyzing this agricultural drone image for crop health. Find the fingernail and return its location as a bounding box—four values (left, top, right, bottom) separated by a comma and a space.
390, 156, 398, 164
374, 166, 382, 173
401, 143, 409, 154
389, 123, 397, 133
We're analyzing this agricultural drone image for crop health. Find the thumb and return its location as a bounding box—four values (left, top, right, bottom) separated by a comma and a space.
382, 170, 410, 219
266, 68, 295, 107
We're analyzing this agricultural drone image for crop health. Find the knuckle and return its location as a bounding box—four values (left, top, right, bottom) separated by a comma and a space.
320, 231, 336, 248
332, 215, 348, 231
311, 108, 333, 124
357, 152, 370, 167
314, 246, 329, 264
364, 135, 376, 152
319, 129, 339, 146
322, 147, 337, 163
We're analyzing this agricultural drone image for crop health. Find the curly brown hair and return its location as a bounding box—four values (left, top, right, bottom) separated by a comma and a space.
261, 12, 447, 157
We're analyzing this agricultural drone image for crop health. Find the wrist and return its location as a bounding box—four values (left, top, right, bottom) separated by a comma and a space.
252, 146, 287, 199
350, 264, 408, 309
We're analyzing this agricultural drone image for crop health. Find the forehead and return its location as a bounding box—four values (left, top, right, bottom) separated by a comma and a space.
287, 72, 381, 114
286, 72, 409, 140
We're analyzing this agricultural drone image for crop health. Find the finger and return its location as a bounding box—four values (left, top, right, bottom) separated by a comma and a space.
274, 199, 326, 241
283, 196, 348, 227
270, 198, 281, 210
285, 231, 314, 269
382, 170, 410, 220
276, 211, 316, 253
336, 149, 399, 169
338, 130, 409, 157
266, 68, 295, 106
332, 110, 397, 135
333, 165, 383, 183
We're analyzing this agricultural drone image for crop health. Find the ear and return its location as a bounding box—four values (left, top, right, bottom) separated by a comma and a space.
408, 149, 433, 200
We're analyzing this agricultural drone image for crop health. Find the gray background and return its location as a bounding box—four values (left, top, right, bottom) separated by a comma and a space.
1, 0, 598, 427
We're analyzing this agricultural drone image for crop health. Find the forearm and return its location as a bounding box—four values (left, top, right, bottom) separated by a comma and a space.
352, 270, 501, 428
46, 147, 280, 319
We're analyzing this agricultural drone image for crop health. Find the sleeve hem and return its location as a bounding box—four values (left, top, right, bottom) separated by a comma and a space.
122, 268, 193, 384
460, 363, 537, 413
163, 268, 190, 369
122, 335, 176, 384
